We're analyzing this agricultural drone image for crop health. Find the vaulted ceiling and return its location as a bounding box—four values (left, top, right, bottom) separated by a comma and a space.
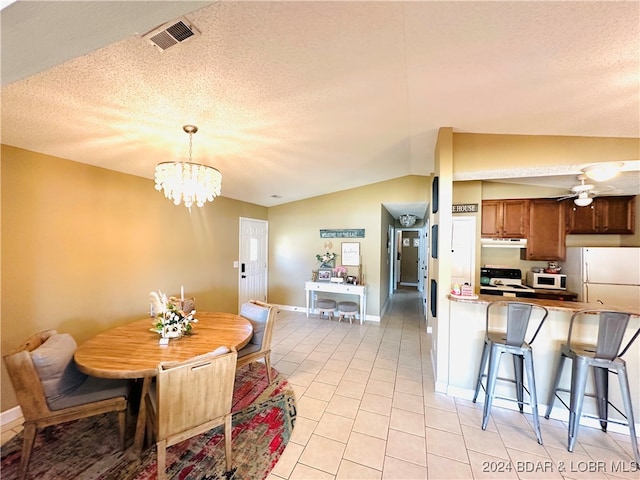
2, 1, 638, 209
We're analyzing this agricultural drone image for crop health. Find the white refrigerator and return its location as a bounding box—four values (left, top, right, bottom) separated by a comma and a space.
563, 247, 640, 311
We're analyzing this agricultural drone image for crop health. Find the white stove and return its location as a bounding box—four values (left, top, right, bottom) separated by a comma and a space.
479, 267, 536, 298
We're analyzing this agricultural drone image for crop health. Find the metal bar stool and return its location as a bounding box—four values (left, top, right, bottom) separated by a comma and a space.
337, 301, 358, 324
545, 309, 640, 464
316, 298, 337, 320
472, 301, 549, 444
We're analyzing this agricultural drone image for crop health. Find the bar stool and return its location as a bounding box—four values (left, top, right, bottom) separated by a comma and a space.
544, 309, 640, 464
337, 301, 358, 324
316, 298, 337, 320
472, 301, 549, 444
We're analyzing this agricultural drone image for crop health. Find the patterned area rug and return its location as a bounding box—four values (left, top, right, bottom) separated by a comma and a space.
1, 364, 296, 480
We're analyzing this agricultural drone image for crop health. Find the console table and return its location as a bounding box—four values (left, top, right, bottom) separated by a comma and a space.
305, 281, 367, 324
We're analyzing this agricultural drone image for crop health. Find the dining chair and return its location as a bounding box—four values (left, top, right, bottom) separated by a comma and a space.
544, 309, 640, 464
237, 300, 278, 384
3, 329, 130, 480
144, 347, 237, 480
472, 301, 549, 444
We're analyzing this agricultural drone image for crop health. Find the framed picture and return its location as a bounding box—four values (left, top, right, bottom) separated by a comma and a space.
432, 176, 439, 214
431, 224, 438, 258
341, 242, 360, 266
317, 268, 332, 281
430, 279, 437, 317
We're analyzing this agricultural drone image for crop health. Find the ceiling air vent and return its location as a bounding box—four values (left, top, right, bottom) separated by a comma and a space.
143, 17, 200, 52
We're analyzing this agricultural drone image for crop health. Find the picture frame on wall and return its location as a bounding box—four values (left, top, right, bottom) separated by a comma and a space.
432, 176, 439, 214
430, 279, 437, 318
317, 268, 332, 281
431, 224, 438, 258
341, 242, 360, 266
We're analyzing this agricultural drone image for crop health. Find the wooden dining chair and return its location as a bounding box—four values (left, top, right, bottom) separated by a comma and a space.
237, 300, 278, 384
3, 330, 129, 480
144, 347, 238, 480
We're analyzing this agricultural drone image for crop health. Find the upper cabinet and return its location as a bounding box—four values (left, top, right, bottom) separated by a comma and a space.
565, 196, 636, 234
521, 199, 565, 261
481, 200, 529, 238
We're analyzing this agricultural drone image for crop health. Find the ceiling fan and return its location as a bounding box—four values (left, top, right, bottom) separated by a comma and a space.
556, 175, 598, 207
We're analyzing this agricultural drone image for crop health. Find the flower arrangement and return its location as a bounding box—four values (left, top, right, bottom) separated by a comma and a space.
149, 290, 197, 338
333, 265, 348, 277
316, 251, 337, 267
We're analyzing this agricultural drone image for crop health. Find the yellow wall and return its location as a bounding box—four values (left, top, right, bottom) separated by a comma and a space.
1, 145, 267, 411
267, 175, 430, 316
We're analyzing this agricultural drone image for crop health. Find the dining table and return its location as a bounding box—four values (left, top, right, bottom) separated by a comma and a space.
74, 312, 253, 453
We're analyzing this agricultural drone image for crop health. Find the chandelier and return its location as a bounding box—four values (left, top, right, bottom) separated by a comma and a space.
154, 125, 222, 210
398, 214, 417, 227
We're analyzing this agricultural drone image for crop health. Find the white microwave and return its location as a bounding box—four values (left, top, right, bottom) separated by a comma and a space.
526, 271, 567, 290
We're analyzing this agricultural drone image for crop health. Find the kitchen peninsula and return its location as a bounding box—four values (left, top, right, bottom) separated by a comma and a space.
444, 294, 640, 432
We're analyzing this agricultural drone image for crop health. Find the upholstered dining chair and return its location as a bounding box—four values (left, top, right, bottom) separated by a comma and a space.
144, 347, 237, 480
3, 329, 130, 480
237, 300, 278, 384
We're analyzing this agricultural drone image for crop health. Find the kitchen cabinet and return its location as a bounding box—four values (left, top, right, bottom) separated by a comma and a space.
565, 195, 635, 234
481, 200, 529, 238
521, 199, 566, 261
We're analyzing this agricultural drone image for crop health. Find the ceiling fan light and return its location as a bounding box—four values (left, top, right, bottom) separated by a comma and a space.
574, 196, 593, 207
582, 162, 623, 182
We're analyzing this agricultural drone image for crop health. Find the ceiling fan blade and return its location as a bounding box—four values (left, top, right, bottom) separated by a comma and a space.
553, 193, 577, 201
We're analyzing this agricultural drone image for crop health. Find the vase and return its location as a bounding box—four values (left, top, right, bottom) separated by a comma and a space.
162, 324, 183, 339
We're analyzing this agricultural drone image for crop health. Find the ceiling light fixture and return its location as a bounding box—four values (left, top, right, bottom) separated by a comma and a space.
154, 125, 222, 211
574, 192, 593, 207
399, 214, 417, 227
582, 162, 623, 182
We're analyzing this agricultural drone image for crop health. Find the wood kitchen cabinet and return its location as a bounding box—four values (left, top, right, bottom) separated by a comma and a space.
565, 195, 635, 234
481, 200, 529, 238
521, 199, 566, 261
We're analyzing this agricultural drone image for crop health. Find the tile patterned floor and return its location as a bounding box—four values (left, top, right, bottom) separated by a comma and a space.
2, 288, 638, 479
265, 288, 639, 480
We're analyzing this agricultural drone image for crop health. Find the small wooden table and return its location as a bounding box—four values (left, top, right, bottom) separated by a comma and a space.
75, 312, 253, 452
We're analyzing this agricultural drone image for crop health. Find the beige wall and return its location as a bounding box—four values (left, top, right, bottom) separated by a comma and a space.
267, 175, 430, 316
452, 133, 640, 173
1, 145, 267, 411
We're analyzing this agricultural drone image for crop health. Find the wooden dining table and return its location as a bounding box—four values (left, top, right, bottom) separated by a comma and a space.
74, 312, 253, 453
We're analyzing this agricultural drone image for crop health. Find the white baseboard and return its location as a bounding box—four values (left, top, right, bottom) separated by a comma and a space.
1, 406, 23, 427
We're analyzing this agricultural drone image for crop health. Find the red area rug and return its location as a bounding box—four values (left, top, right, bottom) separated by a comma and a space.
1, 364, 296, 479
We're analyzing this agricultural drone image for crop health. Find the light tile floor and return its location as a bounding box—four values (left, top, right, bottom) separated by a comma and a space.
2, 288, 638, 479
265, 288, 639, 480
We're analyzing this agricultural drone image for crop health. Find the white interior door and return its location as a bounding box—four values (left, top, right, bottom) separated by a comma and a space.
451, 216, 476, 287
238, 217, 268, 310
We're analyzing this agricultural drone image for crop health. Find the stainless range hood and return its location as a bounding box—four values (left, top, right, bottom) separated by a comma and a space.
481, 238, 528, 248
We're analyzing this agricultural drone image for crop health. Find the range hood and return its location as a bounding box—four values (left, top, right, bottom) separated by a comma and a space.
481, 238, 528, 248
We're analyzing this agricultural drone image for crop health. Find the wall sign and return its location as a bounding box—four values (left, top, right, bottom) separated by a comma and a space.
320, 229, 365, 238
452, 203, 478, 213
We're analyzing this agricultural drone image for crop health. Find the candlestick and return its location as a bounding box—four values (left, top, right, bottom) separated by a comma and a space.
180, 285, 184, 301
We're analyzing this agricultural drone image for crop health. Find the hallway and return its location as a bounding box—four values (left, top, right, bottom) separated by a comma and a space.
267, 289, 638, 479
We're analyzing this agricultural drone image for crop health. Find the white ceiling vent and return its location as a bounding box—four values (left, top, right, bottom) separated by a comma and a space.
143, 17, 200, 52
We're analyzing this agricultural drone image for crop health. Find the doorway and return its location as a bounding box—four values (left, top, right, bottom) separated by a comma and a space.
238, 217, 268, 310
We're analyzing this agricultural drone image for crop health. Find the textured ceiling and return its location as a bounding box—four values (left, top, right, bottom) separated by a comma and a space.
1, 1, 639, 211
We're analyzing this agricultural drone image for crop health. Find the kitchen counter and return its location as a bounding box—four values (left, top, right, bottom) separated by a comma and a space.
448, 293, 639, 316
442, 294, 640, 432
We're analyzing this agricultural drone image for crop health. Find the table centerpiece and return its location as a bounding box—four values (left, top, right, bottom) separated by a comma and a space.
149, 290, 197, 339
